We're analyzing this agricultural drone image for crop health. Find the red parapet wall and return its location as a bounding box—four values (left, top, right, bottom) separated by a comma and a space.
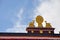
0, 36, 60, 40
0, 39, 59, 40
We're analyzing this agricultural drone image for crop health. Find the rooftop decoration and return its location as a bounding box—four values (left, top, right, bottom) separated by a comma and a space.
29, 15, 52, 28
27, 15, 54, 34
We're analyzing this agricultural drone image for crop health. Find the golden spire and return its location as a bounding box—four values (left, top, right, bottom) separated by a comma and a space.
36, 15, 44, 28
45, 21, 52, 28
29, 20, 35, 27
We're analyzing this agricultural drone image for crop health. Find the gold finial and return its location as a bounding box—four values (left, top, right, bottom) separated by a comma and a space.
45, 21, 52, 28
36, 15, 44, 28
29, 20, 35, 27
48, 31, 51, 34
31, 30, 34, 33
39, 30, 43, 33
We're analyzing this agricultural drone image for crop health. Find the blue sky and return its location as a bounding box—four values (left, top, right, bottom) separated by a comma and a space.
0, 0, 60, 33
0, 0, 39, 32
0, 0, 24, 31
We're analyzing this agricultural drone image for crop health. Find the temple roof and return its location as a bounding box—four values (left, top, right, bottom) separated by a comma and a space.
0, 15, 60, 37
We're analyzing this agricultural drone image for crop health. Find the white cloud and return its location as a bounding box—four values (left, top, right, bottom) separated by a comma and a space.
6, 25, 27, 33
34, 0, 60, 33
6, 8, 27, 33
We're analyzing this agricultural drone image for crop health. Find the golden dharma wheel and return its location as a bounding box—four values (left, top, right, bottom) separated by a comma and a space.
36, 15, 44, 24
